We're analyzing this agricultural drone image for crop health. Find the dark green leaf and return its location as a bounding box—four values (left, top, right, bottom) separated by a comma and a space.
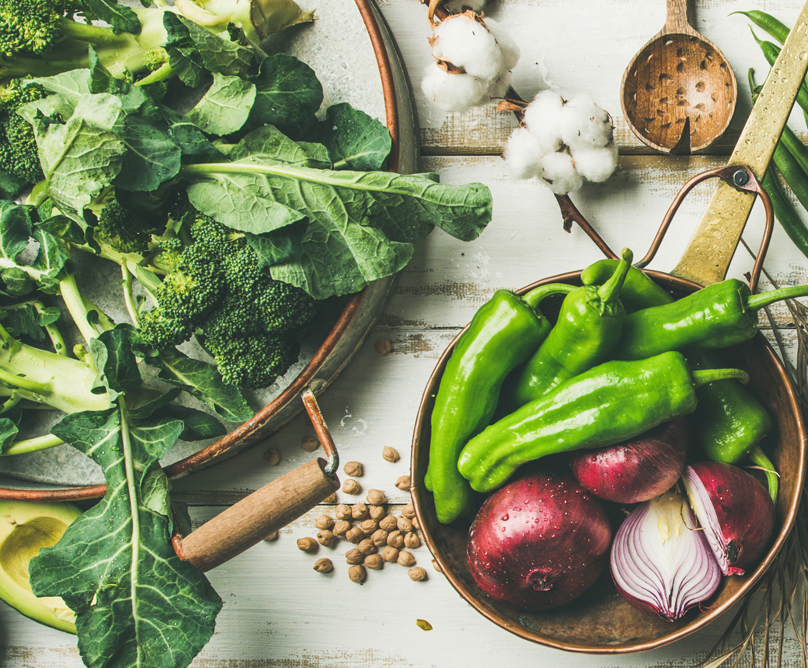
0, 417, 18, 454
0, 171, 28, 200
33, 407, 221, 668
128, 386, 183, 421
229, 125, 331, 168
245, 54, 323, 138
184, 73, 256, 135
245, 222, 306, 267
117, 117, 182, 191
0, 304, 46, 341
89, 327, 143, 396
163, 13, 209, 88
315, 103, 391, 171
159, 404, 227, 441
156, 347, 253, 422
35, 214, 86, 244
0, 200, 34, 262
82, 0, 142, 34
30, 229, 70, 287
29, 71, 92, 102
171, 15, 254, 78
0, 269, 34, 296
162, 110, 223, 159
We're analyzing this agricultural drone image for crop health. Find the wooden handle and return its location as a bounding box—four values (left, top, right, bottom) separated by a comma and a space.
173, 458, 339, 572
663, 0, 695, 35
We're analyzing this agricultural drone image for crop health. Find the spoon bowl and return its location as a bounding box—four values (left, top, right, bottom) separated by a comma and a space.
620, 0, 737, 153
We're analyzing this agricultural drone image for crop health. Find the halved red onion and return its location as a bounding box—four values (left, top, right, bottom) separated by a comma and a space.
682, 462, 775, 576
570, 417, 689, 504
611, 490, 721, 621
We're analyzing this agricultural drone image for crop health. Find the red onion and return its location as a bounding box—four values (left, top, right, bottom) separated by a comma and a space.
611, 490, 721, 621
467, 471, 612, 611
682, 462, 776, 576
570, 417, 689, 504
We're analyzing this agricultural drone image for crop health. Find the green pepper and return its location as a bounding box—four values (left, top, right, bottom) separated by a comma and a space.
425, 282, 575, 524
503, 248, 633, 408
457, 351, 748, 493
581, 262, 779, 501
612, 279, 808, 359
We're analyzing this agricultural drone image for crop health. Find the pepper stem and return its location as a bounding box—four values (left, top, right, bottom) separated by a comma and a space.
522, 283, 576, 309
691, 368, 750, 388
747, 283, 808, 311
596, 248, 634, 309
747, 444, 779, 503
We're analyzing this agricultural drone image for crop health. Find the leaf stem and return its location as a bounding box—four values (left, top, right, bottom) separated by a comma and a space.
119, 402, 142, 630
59, 274, 101, 346
1, 433, 64, 456
121, 263, 141, 328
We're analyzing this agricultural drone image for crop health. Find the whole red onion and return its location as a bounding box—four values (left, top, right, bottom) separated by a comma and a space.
682, 462, 776, 576
467, 471, 612, 611
570, 417, 689, 504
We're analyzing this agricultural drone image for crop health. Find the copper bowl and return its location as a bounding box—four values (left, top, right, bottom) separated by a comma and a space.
411, 266, 806, 652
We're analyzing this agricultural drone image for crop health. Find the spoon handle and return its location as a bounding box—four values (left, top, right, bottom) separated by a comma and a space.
663, 0, 696, 36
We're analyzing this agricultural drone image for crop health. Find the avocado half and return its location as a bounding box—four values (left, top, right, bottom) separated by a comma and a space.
0, 498, 81, 633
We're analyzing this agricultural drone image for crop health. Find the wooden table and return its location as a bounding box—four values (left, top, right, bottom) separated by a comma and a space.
3, 0, 808, 665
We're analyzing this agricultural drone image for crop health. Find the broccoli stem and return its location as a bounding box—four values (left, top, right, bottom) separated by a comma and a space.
2, 433, 65, 456
56, 18, 137, 46
59, 274, 102, 346
135, 61, 175, 87
121, 262, 141, 328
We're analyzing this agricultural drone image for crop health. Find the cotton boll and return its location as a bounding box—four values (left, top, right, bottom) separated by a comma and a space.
522, 90, 564, 153
421, 62, 489, 112
540, 151, 583, 195
560, 93, 614, 151
483, 18, 520, 72
503, 127, 545, 180
572, 144, 619, 183
442, 0, 487, 12
431, 14, 504, 82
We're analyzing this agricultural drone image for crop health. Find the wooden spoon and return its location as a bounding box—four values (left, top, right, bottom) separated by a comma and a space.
620, 0, 737, 153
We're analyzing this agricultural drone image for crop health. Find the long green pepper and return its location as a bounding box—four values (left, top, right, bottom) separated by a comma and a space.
426, 282, 575, 524
504, 248, 633, 408
457, 351, 748, 493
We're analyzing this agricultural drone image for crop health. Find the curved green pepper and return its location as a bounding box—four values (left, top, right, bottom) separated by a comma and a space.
457, 351, 748, 493
503, 248, 633, 408
426, 282, 575, 524
612, 279, 808, 359
581, 262, 779, 501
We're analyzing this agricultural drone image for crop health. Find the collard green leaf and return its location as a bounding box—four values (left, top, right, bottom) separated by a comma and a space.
0, 269, 34, 296
0, 304, 46, 341
28, 70, 93, 102
156, 347, 253, 422
245, 54, 323, 138
117, 117, 182, 191
19, 94, 127, 227
229, 125, 331, 168
245, 222, 306, 268
31, 407, 221, 668
0, 171, 28, 200
161, 110, 223, 160
160, 404, 227, 441
30, 228, 70, 287
0, 417, 18, 454
89, 327, 143, 398
315, 103, 391, 171
0, 200, 34, 262
82, 0, 142, 34
184, 73, 256, 136
163, 13, 209, 88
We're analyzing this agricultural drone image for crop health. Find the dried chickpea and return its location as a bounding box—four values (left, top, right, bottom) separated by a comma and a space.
375, 337, 392, 355
333, 520, 351, 537
317, 530, 336, 548
345, 548, 364, 565
381, 546, 399, 563
360, 518, 378, 534
263, 448, 281, 466
379, 515, 397, 532
349, 564, 366, 583
264, 531, 278, 542
351, 503, 369, 520
313, 558, 333, 573
345, 527, 365, 544
411, 517, 421, 531
404, 532, 421, 549
323, 493, 338, 503
365, 553, 383, 570
301, 436, 320, 452
397, 516, 413, 533
366, 489, 386, 506
334, 504, 352, 521
342, 479, 361, 495
315, 515, 334, 531
297, 537, 318, 553
343, 461, 364, 477
357, 538, 377, 556
387, 530, 404, 549
370, 529, 389, 547
395, 475, 411, 490
432, 559, 442, 573
408, 567, 427, 581
402, 503, 416, 519
382, 446, 400, 463
397, 550, 415, 567
369, 505, 386, 521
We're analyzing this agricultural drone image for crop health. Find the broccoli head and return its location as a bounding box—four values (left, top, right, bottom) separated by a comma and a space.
95, 197, 159, 254
0, 0, 62, 56
204, 330, 300, 389
140, 212, 322, 387
0, 79, 45, 184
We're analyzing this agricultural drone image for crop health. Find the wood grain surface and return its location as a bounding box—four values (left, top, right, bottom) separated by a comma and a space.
4, 0, 808, 666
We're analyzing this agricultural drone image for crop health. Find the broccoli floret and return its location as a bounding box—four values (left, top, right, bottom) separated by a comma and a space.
140, 213, 322, 387
95, 198, 157, 254
204, 330, 300, 389
0, 79, 45, 184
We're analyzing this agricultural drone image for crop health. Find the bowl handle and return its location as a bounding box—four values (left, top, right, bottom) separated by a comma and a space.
172, 388, 340, 572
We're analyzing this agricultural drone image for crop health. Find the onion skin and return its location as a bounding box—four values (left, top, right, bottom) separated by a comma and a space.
682, 462, 776, 576
570, 418, 689, 504
467, 471, 612, 611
